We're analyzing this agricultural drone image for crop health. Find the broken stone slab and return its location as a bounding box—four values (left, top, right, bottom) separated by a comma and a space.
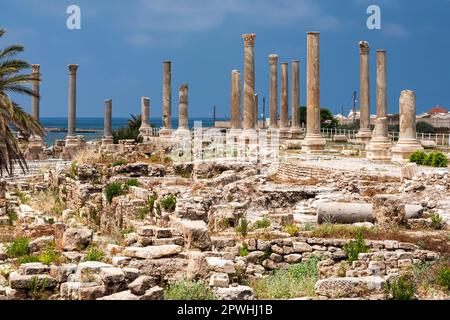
214, 285, 254, 300
292, 242, 313, 253
317, 202, 423, 224
206, 257, 236, 274
9, 272, 58, 290
129, 275, 157, 295
122, 267, 140, 283
401, 163, 418, 182
122, 245, 182, 259
60, 281, 106, 300
73, 261, 112, 283
50, 264, 77, 283
62, 228, 93, 251
173, 220, 211, 250
139, 286, 164, 300
209, 273, 229, 288
373, 195, 407, 227
19, 263, 50, 275
100, 267, 127, 295
97, 289, 140, 300
314, 276, 386, 299
29, 236, 54, 253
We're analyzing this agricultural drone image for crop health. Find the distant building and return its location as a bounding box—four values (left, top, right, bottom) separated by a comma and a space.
417, 105, 450, 128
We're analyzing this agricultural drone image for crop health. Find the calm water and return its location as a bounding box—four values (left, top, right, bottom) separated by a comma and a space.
40, 117, 221, 145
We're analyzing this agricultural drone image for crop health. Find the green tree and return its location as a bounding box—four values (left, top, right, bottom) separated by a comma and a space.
299, 106, 338, 129
416, 121, 436, 134
0, 29, 44, 175
112, 114, 143, 143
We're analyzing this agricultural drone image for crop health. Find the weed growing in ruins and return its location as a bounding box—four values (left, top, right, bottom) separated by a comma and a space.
160, 194, 177, 212
155, 202, 162, 216
429, 212, 444, 230
83, 245, 105, 262
6, 208, 17, 226
255, 215, 271, 230
111, 159, 127, 167
410, 150, 448, 167
14, 189, 30, 205
384, 274, 415, 300
29, 276, 50, 300
284, 223, 299, 236
16, 255, 40, 264
343, 231, 368, 262
104, 182, 125, 204
436, 266, 450, 291
33, 189, 66, 215
66, 162, 78, 179
124, 178, 139, 188
38, 244, 62, 266
217, 217, 231, 231
239, 242, 249, 257
6, 237, 29, 258
164, 280, 216, 300
251, 256, 321, 299
235, 217, 249, 237
44, 217, 55, 225
226, 193, 233, 202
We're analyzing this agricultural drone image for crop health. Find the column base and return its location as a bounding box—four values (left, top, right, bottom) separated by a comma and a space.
159, 128, 173, 138
289, 127, 304, 139
61, 135, 86, 160
301, 134, 326, 153
366, 137, 392, 161
355, 129, 373, 144
278, 127, 291, 139
391, 139, 423, 162
101, 136, 114, 146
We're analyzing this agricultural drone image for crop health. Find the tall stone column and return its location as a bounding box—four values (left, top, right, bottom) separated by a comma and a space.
367, 50, 392, 160
31, 64, 40, 122
242, 34, 256, 132
356, 41, 372, 144
269, 54, 278, 130
160, 61, 172, 137
254, 93, 259, 128
67, 64, 78, 138
290, 60, 302, 138
302, 32, 326, 153
230, 70, 242, 130
178, 83, 189, 129
141, 97, 150, 128
102, 99, 113, 145
279, 62, 290, 138
392, 90, 423, 161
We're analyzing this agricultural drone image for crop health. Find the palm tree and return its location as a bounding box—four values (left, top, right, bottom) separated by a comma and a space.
0, 29, 44, 175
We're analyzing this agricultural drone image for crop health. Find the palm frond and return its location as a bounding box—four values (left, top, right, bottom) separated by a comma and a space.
0, 45, 24, 59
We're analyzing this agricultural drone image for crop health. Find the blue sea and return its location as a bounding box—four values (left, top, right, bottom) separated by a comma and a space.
40, 117, 222, 145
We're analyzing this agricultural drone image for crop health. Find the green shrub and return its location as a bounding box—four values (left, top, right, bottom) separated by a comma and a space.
218, 217, 231, 230
436, 267, 450, 291
288, 256, 322, 281
155, 202, 162, 216
111, 159, 127, 167
235, 217, 249, 237
38, 244, 62, 266
165, 280, 216, 300
239, 243, 249, 257
83, 246, 105, 262
66, 162, 78, 179
429, 212, 444, 230
14, 189, 30, 204
29, 275, 50, 300
104, 182, 124, 204
160, 195, 177, 212
409, 150, 427, 165
16, 255, 40, 265
6, 209, 17, 226
255, 215, 271, 229
6, 237, 29, 258
124, 178, 139, 188
284, 223, 299, 236
430, 152, 448, 168
343, 231, 368, 262
112, 114, 143, 143
384, 274, 415, 300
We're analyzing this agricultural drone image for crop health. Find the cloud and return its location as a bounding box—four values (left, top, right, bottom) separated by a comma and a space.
384, 22, 410, 38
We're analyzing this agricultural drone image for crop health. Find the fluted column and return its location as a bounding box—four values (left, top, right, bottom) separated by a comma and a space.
290, 60, 302, 138
178, 83, 189, 129
102, 99, 113, 145
160, 61, 172, 137
302, 32, 325, 152
356, 41, 372, 143
31, 64, 40, 122
367, 50, 392, 160
279, 62, 289, 138
141, 97, 150, 128
242, 34, 256, 131
230, 70, 242, 130
269, 54, 278, 130
67, 64, 78, 137
392, 90, 423, 161
254, 93, 259, 128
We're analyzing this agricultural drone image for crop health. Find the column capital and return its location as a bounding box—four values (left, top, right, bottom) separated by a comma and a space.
242, 33, 256, 47
31, 64, 40, 73
359, 41, 370, 54
163, 60, 172, 64
68, 64, 79, 74
269, 54, 278, 64
104, 99, 112, 104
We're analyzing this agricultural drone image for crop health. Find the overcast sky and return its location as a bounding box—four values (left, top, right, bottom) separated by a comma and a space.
1, 0, 449, 118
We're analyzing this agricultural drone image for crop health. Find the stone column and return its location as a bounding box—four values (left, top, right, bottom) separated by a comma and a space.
367, 50, 392, 160
31, 64, 40, 122
141, 97, 150, 128
254, 93, 259, 128
102, 99, 113, 145
356, 41, 372, 144
392, 90, 423, 161
67, 64, 78, 138
269, 54, 278, 130
160, 61, 172, 137
178, 83, 189, 129
230, 70, 242, 130
279, 62, 290, 138
242, 34, 256, 132
290, 60, 302, 139
302, 32, 326, 153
